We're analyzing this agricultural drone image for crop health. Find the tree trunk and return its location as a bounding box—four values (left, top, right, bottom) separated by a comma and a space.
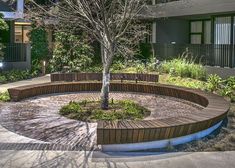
101, 70, 110, 109
100, 38, 114, 110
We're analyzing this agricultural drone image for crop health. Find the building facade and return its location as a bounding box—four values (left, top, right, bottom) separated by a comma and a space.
1, 0, 235, 72
0, 0, 31, 70
149, 0, 235, 69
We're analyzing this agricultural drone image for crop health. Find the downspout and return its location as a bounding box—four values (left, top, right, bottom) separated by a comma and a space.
151, 0, 157, 58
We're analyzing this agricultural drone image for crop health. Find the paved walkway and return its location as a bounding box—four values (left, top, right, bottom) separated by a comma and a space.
0, 75, 235, 167
0, 75, 51, 92
0, 150, 235, 168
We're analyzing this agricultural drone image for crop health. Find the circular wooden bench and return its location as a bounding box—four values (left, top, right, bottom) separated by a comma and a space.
8, 82, 229, 151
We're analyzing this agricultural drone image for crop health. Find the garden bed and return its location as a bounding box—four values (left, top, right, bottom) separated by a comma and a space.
59, 100, 150, 122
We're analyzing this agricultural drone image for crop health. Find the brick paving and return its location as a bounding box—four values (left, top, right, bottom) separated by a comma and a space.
0, 143, 86, 151
0, 92, 201, 151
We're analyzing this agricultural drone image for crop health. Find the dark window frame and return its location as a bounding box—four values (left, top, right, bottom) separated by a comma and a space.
189, 19, 211, 44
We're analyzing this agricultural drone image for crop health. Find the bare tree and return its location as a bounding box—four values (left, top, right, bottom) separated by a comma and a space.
28, 0, 151, 109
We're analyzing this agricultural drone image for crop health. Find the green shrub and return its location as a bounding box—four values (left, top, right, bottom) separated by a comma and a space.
0, 91, 10, 102
0, 69, 39, 84
30, 26, 49, 62
111, 60, 148, 73
49, 31, 94, 72
220, 77, 235, 101
206, 75, 235, 102
110, 60, 126, 72
165, 76, 206, 90
0, 14, 8, 60
59, 100, 149, 121
206, 74, 222, 92
120, 100, 145, 119
60, 101, 82, 115
0, 75, 7, 83
160, 58, 206, 80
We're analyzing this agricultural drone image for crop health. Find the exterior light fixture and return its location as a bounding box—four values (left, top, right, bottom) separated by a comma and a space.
0, 61, 3, 72
41, 60, 47, 75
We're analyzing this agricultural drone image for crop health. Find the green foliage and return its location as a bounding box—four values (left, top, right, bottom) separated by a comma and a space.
50, 32, 94, 72
160, 58, 206, 80
0, 14, 8, 31
59, 101, 88, 120
30, 26, 49, 61
219, 77, 235, 100
160, 74, 206, 90
206, 75, 235, 102
206, 74, 222, 92
0, 14, 8, 60
59, 100, 149, 121
111, 60, 148, 73
86, 65, 103, 73
0, 91, 10, 102
0, 43, 5, 60
0, 70, 39, 84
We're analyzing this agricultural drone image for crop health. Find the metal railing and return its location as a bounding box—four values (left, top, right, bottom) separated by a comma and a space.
2, 43, 28, 62
152, 43, 235, 68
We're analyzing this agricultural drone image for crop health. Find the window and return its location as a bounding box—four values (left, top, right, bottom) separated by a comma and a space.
204, 21, 211, 44
214, 16, 231, 44
190, 20, 211, 44
14, 22, 31, 43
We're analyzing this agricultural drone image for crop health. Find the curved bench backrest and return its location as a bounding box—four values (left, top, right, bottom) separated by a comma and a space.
51, 73, 159, 83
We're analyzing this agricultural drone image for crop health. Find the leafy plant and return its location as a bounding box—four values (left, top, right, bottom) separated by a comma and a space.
50, 31, 94, 72
161, 75, 206, 90
220, 77, 235, 101
29, 26, 49, 62
0, 69, 39, 84
0, 91, 10, 102
160, 57, 206, 80
206, 74, 222, 92
0, 14, 8, 60
0, 75, 7, 83
59, 100, 149, 121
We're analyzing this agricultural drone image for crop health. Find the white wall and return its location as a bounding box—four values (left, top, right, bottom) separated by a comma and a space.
1, 0, 24, 19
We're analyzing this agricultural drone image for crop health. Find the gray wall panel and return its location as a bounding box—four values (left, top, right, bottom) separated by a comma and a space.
155, 19, 189, 44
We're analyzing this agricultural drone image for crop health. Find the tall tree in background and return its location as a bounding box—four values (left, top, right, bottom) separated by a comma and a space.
28, 0, 151, 109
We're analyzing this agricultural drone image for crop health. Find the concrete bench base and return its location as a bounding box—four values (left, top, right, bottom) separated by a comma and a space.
101, 121, 223, 152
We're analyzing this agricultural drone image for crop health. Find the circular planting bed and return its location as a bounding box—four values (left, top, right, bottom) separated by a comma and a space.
6, 82, 229, 151
59, 99, 151, 122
